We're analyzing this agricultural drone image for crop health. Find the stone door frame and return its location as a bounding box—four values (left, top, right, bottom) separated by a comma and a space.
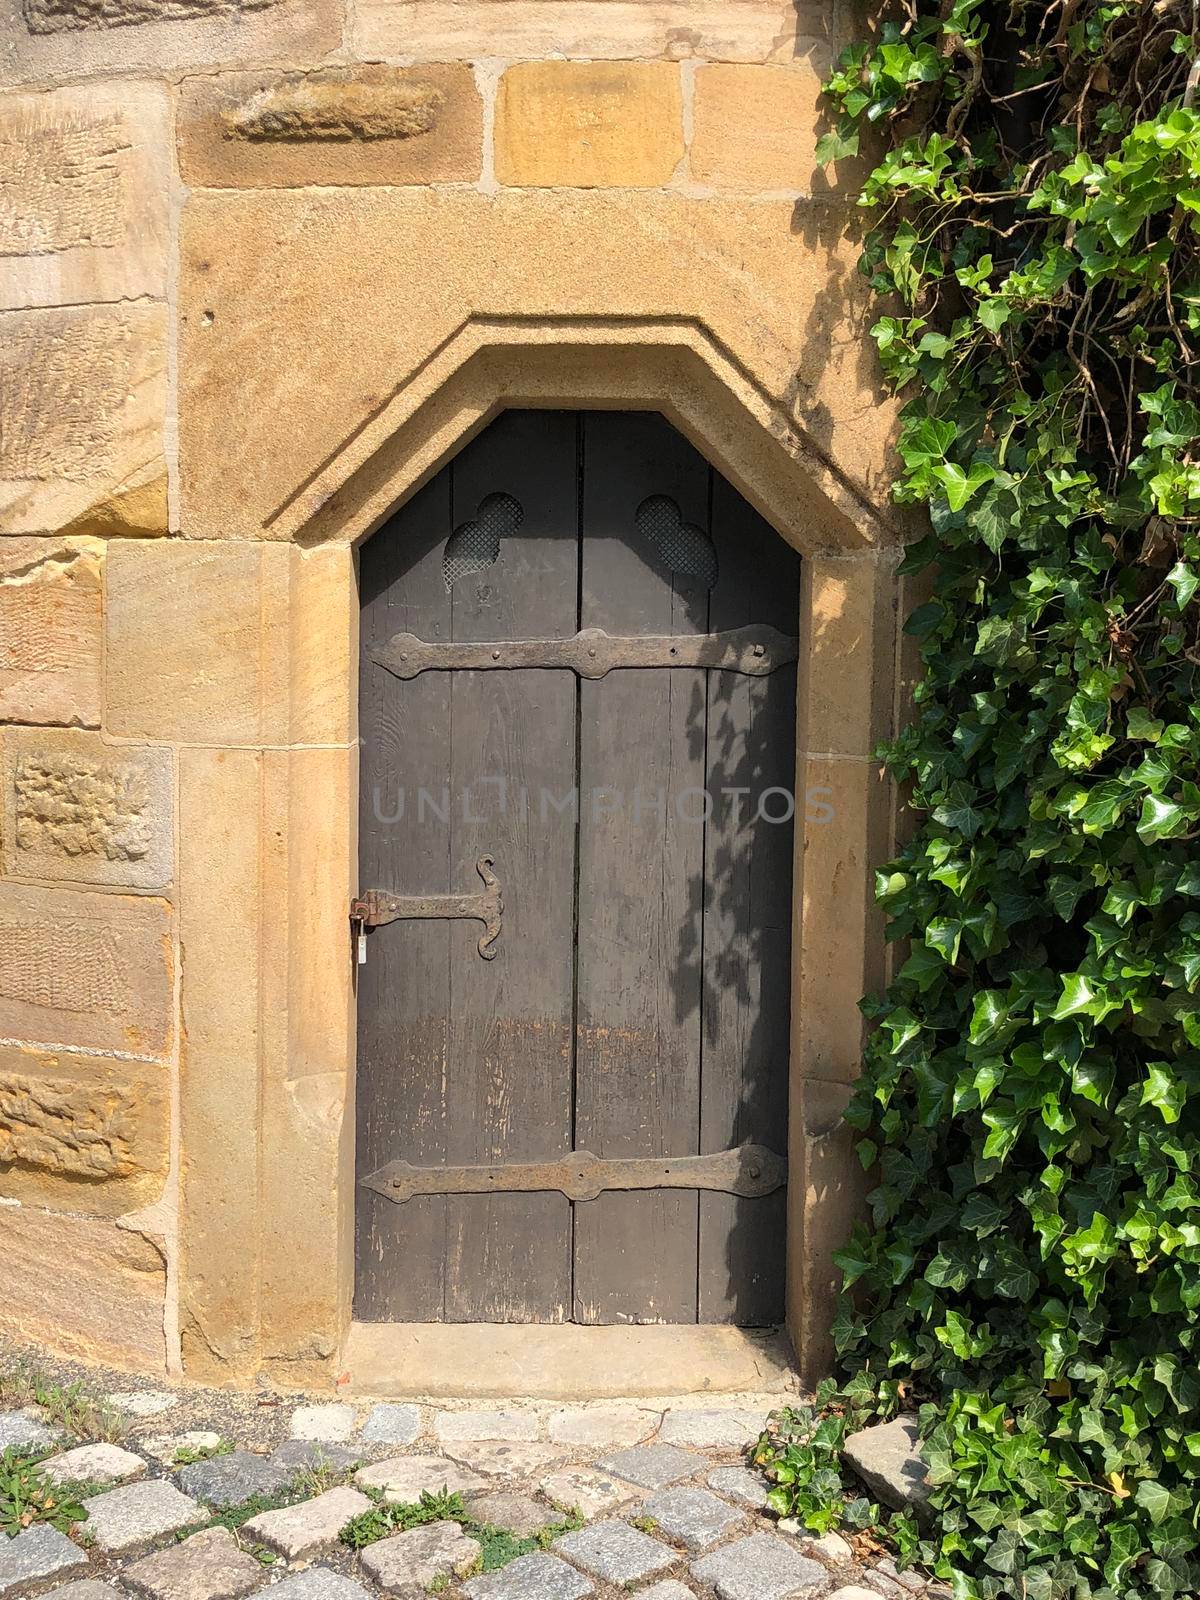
178, 330, 904, 1391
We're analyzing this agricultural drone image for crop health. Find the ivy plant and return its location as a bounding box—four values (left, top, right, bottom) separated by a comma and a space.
770, 3, 1200, 1597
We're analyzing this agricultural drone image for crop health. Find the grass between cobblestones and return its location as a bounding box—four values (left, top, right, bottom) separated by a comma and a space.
0, 1364, 123, 1444
339, 1486, 586, 1576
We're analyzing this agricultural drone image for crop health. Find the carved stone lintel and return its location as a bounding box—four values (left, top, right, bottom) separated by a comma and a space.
373, 625, 799, 682
361, 1144, 787, 1204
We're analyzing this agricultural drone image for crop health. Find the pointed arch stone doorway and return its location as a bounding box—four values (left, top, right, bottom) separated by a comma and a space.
176, 332, 907, 1397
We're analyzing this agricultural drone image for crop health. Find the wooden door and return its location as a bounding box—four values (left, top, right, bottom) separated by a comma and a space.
355, 411, 799, 1325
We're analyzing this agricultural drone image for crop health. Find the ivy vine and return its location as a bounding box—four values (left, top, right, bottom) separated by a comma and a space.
762, 3, 1200, 1596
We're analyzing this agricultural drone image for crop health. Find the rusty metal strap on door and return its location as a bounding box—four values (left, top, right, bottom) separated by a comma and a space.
372, 625, 798, 682
352, 854, 503, 960
360, 1144, 787, 1204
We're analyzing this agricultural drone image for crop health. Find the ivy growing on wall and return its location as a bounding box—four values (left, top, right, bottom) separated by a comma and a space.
760, 3, 1200, 1596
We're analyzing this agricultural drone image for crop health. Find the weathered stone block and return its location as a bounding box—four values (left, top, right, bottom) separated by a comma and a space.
355, 1455, 486, 1504
495, 62, 683, 188
0, 1524, 86, 1597
706, 1466, 768, 1510
546, 1405, 658, 1447
596, 1444, 701, 1490
636, 1486, 744, 1551
0, 303, 166, 538
691, 65, 823, 192
2, 729, 173, 889
691, 1533, 828, 1600
554, 1520, 675, 1585
842, 1418, 929, 1512
352, 0, 808, 64
435, 1409, 538, 1443
463, 1553, 593, 1600
84, 1479, 208, 1553
177, 1450, 292, 1509
0, 0, 340, 88
42, 1442, 146, 1485
0, 537, 102, 728
179, 65, 483, 189
123, 1526, 262, 1600
290, 1402, 356, 1441
360, 1520, 481, 1596
0, 1411, 56, 1448
360, 1403, 421, 1445
0, 1204, 166, 1372
106, 541, 275, 745
464, 1491, 551, 1537
241, 1486, 372, 1560
658, 1409, 769, 1448
541, 1467, 638, 1519
0, 80, 169, 310
0, 1045, 169, 1215
0, 883, 173, 1059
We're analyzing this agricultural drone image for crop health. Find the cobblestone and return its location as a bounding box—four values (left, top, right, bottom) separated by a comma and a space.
444, 1441, 571, 1478
178, 1449, 292, 1508
42, 1443, 146, 1485
242, 1485, 372, 1560
540, 1467, 638, 1518
467, 1490, 555, 1535
122, 1527, 263, 1600
658, 1409, 768, 1449
706, 1465, 769, 1509
359, 1405, 421, 1446
0, 1411, 56, 1450
546, 1406, 658, 1447
638, 1485, 745, 1550
597, 1444, 703, 1490
636, 1585, 696, 1600
263, 1572, 372, 1600
42, 1584, 122, 1600
360, 1520, 481, 1595
272, 1440, 364, 1474
354, 1454, 486, 1503
83, 1480, 208, 1553
43, 1585, 123, 1600
464, 1552, 594, 1598
692, 1532, 829, 1600
554, 1519, 676, 1584
290, 1404, 357, 1443
435, 1410, 539, 1442
0, 1524, 88, 1597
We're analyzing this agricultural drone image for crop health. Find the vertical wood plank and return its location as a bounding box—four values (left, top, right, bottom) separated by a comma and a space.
354, 473, 453, 1321
573, 411, 710, 1324
698, 477, 799, 1323
444, 410, 579, 1321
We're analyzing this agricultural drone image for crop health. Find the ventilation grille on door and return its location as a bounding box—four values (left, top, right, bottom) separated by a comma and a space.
636, 495, 718, 589
443, 492, 524, 590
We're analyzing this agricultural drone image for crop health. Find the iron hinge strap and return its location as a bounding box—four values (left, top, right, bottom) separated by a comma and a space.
372, 625, 798, 682
352, 855, 503, 960
360, 1145, 787, 1204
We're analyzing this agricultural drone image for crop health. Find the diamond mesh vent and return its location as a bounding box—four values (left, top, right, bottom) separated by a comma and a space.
443, 492, 524, 590
635, 495, 718, 589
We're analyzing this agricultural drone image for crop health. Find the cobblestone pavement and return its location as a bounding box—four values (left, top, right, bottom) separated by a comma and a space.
0, 1353, 944, 1600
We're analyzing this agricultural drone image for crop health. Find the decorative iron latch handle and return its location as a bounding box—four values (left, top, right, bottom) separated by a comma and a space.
351, 855, 503, 960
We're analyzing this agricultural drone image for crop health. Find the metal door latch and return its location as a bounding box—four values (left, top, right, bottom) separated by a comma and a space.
351, 855, 504, 961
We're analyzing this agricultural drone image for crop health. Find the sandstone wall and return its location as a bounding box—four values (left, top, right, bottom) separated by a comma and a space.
0, 0, 896, 1385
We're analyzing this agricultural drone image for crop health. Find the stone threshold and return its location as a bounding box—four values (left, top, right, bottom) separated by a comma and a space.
343, 1322, 800, 1399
